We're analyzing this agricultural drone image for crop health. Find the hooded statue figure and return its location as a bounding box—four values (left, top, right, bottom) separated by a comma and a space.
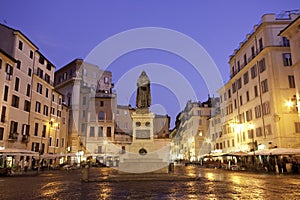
136, 71, 151, 111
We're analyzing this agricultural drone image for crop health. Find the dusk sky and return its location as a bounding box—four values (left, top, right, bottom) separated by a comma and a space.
1, 1, 299, 127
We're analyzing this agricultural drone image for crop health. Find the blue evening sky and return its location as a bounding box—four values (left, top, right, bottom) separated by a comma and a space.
1, 1, 299, 127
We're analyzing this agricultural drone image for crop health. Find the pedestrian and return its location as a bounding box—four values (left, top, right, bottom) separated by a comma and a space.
277, 156, 282, 174
282, 157, 287, 173
24, 160, 28, 172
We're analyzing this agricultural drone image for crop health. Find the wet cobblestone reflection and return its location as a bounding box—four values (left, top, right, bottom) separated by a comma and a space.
0, 166, 300, 199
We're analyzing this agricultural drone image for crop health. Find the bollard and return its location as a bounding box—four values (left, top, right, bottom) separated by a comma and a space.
81, 165, 89, 182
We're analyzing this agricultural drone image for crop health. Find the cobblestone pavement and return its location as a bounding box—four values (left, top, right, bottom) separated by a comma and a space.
0, 166, 300, 199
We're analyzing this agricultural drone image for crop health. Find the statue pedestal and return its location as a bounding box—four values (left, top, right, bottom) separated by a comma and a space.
118, 111, 170, 174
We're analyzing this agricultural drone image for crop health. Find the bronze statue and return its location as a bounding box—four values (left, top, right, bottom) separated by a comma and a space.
136, 71, 151, 111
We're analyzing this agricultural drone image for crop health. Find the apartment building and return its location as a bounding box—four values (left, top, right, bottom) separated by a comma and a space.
170, 98, 216, 162
54, 59, 116, 157
280, 16, 300, 118
215, 13, 300, 154
0, 49, 16, 147
0, 23, 68, 167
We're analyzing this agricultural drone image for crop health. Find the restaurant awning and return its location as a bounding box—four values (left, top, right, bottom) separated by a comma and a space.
0, 148, 39, 156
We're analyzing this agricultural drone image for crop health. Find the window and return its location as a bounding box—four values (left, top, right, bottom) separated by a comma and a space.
232, 82, 236, 93
100, 101, 104, 107
240, 95, 243, 106
56, 139, 59, 147
199, 119, 202, 125
283, 53, 292, 66
44, 74, 50, 83
34, 123, 39, 136
57, 110, 61, 117
104, 77, 109, 84
227, 140, 230, 148
295, 122, 300, 133
16, 60, 21, 69
255, 105, 261, 118
90, 127, 95, 137
261, 79, 268, 93
52, 94, 55, 102
28, 68, 32, 76
45, 88, 49, 98
232, 139, 235, 147
288, 75, 295, 88
0, 128, 4, 140
81, 123, 86, 133
5, 64, 13, 80
259, 58, 266, 73
1, 106, 6, 122
237, 78, 242, 90
234, 99, 237, 109
243, 54, 247, 66
43, 105, 49, 116
18, 41, 23, 50
251, 46, 255, 58
228, 89, 231, 98
265, 124, 272, 135
246, 109, 252, 121
24, 100, 31, 112
11, 95, 19, 108
37, 83, 43, 94
26, 84, 31, 97
98, 146, 102, 153
0, 58, 2, 69
251, 65, 257, 79
246, 91, 250, 102
107, 127, 112, 137
61, 138, 65, 148
30, 50, 34, 59
9, 121, 18, 139
35, 101, 41, 113
51, 107, 55, 115
254, 85, 258, 97
14, 77, 20, 91
248, 129, 254, 139
262, 101, 270, 115
256, 127, 263, 137
98, 126, 103, 137
46, 63, 52, 71
49, 137, 52, 146
259, 38, 263, 51
37, 67, 43, 79
82, 110, 86, 118
82, 96, 86, 105
99, 111, 104, 120
42, 125, 46, 137
39, 56, 45, 65
3, 85, 9, 101
243, 72, 249, 85
282, 37, 290, 47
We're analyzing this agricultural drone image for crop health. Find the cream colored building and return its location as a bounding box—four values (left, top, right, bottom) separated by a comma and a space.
215, 13, 300, 154
280, 16, 300, 119
0, 23, 69, 167
54, 59, 116, 159
170, 98, 215, 162
0, 49, 16, 148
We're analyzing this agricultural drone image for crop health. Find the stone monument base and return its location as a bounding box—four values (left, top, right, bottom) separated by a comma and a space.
118, 140, 170, 174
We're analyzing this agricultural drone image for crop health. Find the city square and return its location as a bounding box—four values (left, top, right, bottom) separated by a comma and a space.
1, 1, 300, 199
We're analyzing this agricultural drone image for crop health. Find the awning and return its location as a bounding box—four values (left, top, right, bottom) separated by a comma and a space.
248, 148, 300, 156
0, 148, 39, 156
223, 151, 248, 157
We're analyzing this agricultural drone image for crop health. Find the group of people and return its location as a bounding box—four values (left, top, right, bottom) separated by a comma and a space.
17, 159, 29, 172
